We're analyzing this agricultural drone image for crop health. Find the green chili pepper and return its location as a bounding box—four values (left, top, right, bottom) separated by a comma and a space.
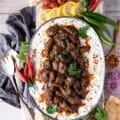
83, 16, 111, 37
81, 11, 117, 28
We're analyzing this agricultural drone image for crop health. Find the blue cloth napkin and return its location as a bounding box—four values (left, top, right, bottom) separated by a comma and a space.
0, 7, 36, 108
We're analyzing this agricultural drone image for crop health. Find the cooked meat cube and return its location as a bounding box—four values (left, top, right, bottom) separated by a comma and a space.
40, 70, 49, 82
45, 90, 53, 100
80, 46, 90, 53
58, 61, 67, 74
55, 91, 63, 97
45, 39, 53, 49
69, 35, 79, 43
59, 102, 72, 112
62, 26, 78, 36
49, 71, 55, 81
73, 80, 81, 95
70, 49, 79, 60
68, 96, 81, 104
60, 87, 71, 96
65, 77, 75, 87
79, 89, 89, 99
44, 39, 53, 57
66, 43, 75, 51
71, 104, 79, 113
46, 24, 59, 36
55, 74, 65, 85
54, 96, 60, 104
52, 61, 58, 71
53, 45, 62, 55
43, 60, 51, 69
81, 78, 89, 88
56, 40, 66, 48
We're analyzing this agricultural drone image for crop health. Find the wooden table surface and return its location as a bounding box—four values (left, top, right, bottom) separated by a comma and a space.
0, 0, 120, 120
0, 0, 29, 24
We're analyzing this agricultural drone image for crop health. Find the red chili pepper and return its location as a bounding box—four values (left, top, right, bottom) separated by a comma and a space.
26, 56, 34, 80
15, 63, 28, 83
24, 61, 29, 79
89, 0, 101, 11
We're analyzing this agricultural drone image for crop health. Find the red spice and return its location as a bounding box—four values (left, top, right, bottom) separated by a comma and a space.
39, 93, 45, 102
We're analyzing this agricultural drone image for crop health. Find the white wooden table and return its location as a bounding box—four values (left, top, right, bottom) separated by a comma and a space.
0, 0, 120, 120
0, 1, 29, 120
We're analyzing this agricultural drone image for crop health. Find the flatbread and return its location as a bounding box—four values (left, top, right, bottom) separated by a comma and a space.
105, 95, 120, 120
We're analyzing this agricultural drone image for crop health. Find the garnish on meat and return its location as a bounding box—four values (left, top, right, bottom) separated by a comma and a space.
39, 24, 91, 114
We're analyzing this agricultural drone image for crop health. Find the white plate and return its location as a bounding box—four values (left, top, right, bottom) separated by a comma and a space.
29, 17, 105, 120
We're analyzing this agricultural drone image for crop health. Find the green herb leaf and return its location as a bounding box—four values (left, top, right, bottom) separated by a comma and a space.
94, 106, 108, 120
78, 26, 89, 38
81, 106, 108, 120
67, 62, 80, 76
46, 104, 57, 114
17, 54, 26, 60
17, 41, 29, 61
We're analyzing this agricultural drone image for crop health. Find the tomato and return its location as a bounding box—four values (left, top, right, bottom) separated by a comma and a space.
57, 0, 66, 5
43, 0, 50, 5
66, 0, 73, 2
89, 0, 101, 11
50, 1, 59, 8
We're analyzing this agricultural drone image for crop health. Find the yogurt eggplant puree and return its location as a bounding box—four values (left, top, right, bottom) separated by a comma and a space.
39, 24, 91, 114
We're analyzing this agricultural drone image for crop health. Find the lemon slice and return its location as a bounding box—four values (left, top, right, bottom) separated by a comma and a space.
62, 2, 76, 16
47, 8, 59, 19
71, 2, 80, 16
39, 9, 50, 23
57, 5, 64, 16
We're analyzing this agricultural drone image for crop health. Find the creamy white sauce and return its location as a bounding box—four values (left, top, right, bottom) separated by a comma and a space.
29, 17, 105, 120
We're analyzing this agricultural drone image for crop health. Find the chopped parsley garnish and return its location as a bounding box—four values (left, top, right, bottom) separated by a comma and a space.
81, 106, 108, 120
67, 62, 80, 76
78, 26, 89, 38
46, 104, 57, 114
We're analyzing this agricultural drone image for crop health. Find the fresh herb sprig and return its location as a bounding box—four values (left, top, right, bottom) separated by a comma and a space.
79, 26, 89, 38
17, 38, 29, 68
81, 106, 108, 120
67, 62, 80, 76
46, 104, 57, 114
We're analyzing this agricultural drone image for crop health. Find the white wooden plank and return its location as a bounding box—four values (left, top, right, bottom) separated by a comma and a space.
0, 0, 29, 14
0, 101, 24, 120
104, 0, 120, 12
0, 14, 9, 24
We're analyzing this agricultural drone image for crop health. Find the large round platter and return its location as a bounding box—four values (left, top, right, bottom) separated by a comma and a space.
29, 17, 105, 120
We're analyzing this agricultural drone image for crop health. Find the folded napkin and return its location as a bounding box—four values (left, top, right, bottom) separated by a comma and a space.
0, 7, 36, 108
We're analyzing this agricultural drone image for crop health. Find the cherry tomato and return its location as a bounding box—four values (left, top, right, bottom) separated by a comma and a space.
66, 0, 73, 2
43, 4, 52, 9
50, 2, 59, 8
57, 0, 66, 5
89, 0, 101, 11
43, 0, 50, 5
